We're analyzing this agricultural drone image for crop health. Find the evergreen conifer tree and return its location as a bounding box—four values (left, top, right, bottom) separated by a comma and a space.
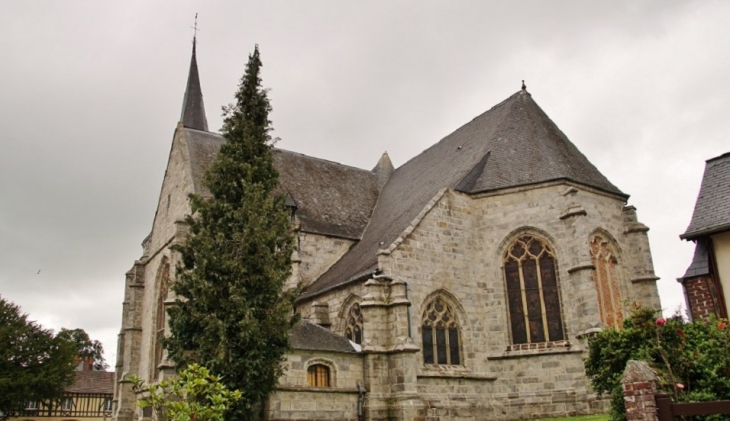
165, 46, 296, 421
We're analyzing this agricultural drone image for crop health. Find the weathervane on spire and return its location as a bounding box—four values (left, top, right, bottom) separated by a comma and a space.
191, 13, 200, 45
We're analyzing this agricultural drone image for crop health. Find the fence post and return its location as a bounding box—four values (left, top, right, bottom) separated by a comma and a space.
621, 360, 659, 421
655, 393, 673, 421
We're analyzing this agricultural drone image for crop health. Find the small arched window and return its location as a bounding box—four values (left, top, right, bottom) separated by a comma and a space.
344, 302, 363, 344
421, 297, 461, 365
504, 235, 565, 344
590, 234, 623, 328
307, 364, 330, 387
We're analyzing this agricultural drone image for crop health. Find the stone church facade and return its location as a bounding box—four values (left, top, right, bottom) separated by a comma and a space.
112, 42, 661, 421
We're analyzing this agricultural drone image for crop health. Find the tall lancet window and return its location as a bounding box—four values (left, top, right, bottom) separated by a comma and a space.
153, 263, 170, 380
345, 303, 363, 345
421, 297, 461, 365
590, 234, 623, 328
504, 235, 565, 344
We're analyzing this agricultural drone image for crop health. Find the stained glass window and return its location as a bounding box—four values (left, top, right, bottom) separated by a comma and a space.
504, 235, 565, 344
421, 297, 460, 365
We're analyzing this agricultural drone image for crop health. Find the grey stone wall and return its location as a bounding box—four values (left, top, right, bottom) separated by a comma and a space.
297, 182, 658, 420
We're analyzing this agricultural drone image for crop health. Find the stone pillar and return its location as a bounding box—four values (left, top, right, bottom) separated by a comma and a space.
622, 206, 660, 309
621, 360, 659, 421
113, 261, 146, 421
361, 275, 420, 420
559, 187, 599, 342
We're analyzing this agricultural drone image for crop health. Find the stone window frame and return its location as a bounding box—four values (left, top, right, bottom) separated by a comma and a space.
151, 258, 170, 381
419, 290, 465, 367
589, 230, 625, 328
344, 302, 364, 345
501, 231, 567, 348
337, 293, 364, 342
304, 358, 337, 388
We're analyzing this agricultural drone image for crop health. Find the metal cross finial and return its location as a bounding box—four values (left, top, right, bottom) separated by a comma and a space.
191, 13, 200, 41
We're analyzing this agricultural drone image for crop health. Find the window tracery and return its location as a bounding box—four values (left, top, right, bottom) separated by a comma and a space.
421, 297, 461, 365
590, 234, 623, 328
344, 302, 363, 345
503, 235, 565, 344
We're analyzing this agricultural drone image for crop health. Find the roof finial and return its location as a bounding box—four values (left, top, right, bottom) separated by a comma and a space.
521, 80, 526, 91
191, 13, 200, 50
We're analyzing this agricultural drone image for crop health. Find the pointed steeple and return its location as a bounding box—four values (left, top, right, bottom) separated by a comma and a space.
180, 34, 209, 131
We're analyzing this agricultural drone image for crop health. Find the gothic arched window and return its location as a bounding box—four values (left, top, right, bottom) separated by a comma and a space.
153, 263, 169, 379
344, 303, 363, 345
307, 364, 330, 387
590, 234, 623, 328
421, 297, 461, 365
504, 235, 565, 344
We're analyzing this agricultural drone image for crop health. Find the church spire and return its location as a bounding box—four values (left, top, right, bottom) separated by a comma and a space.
180, 17, 208, 132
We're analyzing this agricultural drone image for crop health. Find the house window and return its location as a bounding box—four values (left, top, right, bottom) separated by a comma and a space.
25, 401, 38, 410
153, 263, 170, 379
307, 364, 330, 387
61, 397, 73, 411
590, 234, 623, 328
344, 302, 363, 344
103, 398, 113, 412
504, 235, 565, 344
421, 297, 461, 365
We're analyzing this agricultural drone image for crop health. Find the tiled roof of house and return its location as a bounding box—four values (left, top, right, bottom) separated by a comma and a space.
184, 128, 380, 240
66, 370, 115, 394
300, 89, 625, 299
681, 152, 730, 240
289, 321, 358, 353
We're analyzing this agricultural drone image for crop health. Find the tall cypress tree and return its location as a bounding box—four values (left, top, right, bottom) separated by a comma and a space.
166, 46, 296, 421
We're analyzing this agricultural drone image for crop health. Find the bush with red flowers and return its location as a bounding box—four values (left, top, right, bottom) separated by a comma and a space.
584, 305, 730, 421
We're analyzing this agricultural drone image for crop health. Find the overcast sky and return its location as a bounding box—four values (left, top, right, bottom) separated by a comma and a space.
1, 1, 728, 366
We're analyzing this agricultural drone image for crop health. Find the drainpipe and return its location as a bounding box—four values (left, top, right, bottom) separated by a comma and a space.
357, 381, 366, 421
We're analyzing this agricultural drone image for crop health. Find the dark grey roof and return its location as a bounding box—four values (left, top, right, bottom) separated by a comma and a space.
289, 321, 358, 353
680, 239, 711, 280
67, 370, 115, 394
300, 90, 625, 299
681, 152, 730, 240
184, 128, 379, 239
180, 39, 209, 132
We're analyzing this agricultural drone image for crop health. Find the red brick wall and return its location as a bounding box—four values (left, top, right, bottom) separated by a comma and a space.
684, 276, 720, 321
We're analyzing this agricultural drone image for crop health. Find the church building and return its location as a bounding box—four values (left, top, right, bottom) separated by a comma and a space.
112, 41, 661, 421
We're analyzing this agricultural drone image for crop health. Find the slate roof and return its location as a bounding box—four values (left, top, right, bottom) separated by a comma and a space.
681, 152, 730, 240
180, 39, 209, 132
66, 370, 115, 394
300, 89, 625, 299
289, 321, 359, 353
184, 128, 380, 240
680, 239, 711, 280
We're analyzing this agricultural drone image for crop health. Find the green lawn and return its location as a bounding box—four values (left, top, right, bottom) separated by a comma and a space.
530, 414, 610, 421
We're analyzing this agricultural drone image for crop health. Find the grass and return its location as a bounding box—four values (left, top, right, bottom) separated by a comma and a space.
530, 414, 610, 421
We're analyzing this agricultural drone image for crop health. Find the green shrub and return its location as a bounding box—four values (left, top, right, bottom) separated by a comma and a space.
585, 305, 730, 421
